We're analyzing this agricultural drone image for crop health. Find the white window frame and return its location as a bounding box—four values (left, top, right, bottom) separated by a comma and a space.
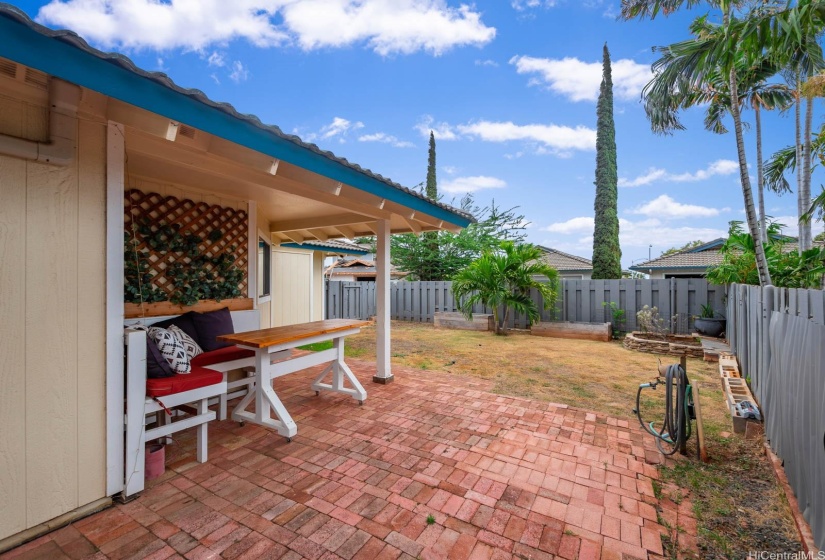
257, 229, 272, 304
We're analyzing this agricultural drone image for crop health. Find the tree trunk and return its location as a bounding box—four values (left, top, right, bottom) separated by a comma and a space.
755, 103, 767, 243
730, 68, 772, 286
796, 82, 804, 253
801, 96, 814, 251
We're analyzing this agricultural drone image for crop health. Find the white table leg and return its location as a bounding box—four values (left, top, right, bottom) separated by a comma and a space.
232, 347, 298, 439
311, 337, 367, 403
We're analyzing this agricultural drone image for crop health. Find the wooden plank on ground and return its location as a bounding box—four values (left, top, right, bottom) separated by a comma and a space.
531, 321, 611, 342
692, 383, 709, 463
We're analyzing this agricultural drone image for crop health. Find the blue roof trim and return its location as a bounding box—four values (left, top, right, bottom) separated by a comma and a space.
0, 6, 472, 229
685, 238, 725, 253
281, 242, 369, 256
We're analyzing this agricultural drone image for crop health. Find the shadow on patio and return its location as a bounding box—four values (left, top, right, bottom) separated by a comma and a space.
2, 360, 699, 560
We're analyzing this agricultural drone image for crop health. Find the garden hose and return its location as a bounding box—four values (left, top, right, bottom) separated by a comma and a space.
634, 363, 693, 456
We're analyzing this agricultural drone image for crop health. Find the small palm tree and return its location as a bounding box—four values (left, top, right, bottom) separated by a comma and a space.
452, 242, 559, 335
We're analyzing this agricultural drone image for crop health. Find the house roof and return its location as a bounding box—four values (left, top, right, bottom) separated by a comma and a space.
0, 4, 473, 229
630, 235, 824, 272
280, 239, 369, 256
325, 258, 406, 279
537, 246, 593, 272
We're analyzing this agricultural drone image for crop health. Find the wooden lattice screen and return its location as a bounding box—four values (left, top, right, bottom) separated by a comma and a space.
124, 188, 249, 302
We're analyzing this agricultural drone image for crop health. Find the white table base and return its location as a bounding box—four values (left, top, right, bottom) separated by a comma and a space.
231, 328, 367, 440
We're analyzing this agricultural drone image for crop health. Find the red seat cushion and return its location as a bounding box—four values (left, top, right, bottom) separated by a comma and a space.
146, 365, 223, 398
191, 345, 255, 367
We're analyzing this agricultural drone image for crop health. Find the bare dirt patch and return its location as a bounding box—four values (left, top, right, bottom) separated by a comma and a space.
345, 321, 802, 558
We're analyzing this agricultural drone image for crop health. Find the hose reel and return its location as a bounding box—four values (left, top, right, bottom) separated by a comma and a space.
633, 361, 696, 456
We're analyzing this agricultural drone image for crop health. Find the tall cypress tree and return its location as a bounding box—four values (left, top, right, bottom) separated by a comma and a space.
591, 44, 622, 279
426, 132, 437, 200
421, 131, 440, 280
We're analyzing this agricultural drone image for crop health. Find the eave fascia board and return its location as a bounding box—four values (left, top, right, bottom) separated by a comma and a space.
0, 13, 472, 229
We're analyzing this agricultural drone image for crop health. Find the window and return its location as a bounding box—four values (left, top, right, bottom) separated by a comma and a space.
258, 237, 271, 300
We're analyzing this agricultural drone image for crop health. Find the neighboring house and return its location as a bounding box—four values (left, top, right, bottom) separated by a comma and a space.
326, 257, 408, 282
0, 7, 472, 545
630, 239, 726, 279
629, 237, 822, 279
537, 246, 593, 279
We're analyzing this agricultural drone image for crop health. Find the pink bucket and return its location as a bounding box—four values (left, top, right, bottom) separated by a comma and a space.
145, 443, 166, 480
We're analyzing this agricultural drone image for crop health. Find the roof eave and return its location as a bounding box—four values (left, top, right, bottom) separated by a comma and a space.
0, 7, 472, 229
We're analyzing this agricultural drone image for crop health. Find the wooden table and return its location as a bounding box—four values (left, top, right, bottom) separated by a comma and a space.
218, 319, 370, 440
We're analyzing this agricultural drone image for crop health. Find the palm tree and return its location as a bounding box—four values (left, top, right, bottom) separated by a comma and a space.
646, 58, 791, 242
452, 242, 559, 335
642, 12, 773, 285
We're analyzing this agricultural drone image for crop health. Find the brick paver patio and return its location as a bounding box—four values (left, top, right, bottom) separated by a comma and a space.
2, 359, 698, 560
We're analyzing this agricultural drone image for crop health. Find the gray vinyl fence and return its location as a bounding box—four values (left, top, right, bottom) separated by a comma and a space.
325, 278, 724, 334
727, 284, 825, 548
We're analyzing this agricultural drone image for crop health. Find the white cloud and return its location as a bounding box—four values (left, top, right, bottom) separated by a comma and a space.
440, 175, 507, 194
475, 59, 499, 67
541, 216, 728, 253
415, 116, 595, 156
630, 195, 728, 219
298, 117, 364, 143
358, 132, 414, 148
228, 60, 249, 83
509, 55, 652, 102
414, 115, 460, 141
458, 120, 596, 154
207, 51, 225, 67
37, 0, 495, 56
619, 159, 739, 187
543, 216, 594, 234
511, 0, 556, 10
442, 165, 459, 175
209, 73, 220, 85
619, 218, 727, 249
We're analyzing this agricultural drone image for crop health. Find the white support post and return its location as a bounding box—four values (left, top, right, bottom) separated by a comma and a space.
248, 200, 257, 309
106, 121, 126, 496
374, 219, 393, 383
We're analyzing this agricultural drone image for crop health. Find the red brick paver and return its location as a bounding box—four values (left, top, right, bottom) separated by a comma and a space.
1, 359, 695, 560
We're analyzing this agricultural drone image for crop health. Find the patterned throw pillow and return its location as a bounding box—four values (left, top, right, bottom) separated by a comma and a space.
168, 324, 203, 360
148, 326, 191, 374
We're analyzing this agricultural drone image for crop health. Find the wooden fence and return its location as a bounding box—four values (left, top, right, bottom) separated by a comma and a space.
325, 278, 724, 334
727, 284, 825, 548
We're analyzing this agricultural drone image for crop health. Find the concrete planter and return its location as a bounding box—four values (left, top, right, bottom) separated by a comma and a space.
531, 321, 612, 342
694, 318, 726, 338
433, 312, 494, 331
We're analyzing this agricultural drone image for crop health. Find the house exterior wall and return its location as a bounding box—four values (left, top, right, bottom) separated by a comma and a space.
0, 89, 107, 540
647, 269, 707, 279
313, 252, 324, 322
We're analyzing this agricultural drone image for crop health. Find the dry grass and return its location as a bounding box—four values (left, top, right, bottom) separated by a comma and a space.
343, 321, 801, 557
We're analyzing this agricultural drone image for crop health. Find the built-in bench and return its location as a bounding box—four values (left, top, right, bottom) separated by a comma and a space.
123, 308, 260, 497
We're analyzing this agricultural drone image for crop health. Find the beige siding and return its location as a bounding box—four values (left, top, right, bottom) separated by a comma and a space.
271, 248, 313, 327
0, 96, 107, 540
313, 252, 325, 321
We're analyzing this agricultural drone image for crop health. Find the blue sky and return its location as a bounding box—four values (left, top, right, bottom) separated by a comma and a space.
13, 0, 821, 267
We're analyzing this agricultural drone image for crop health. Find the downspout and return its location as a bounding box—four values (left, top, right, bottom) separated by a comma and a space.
0, 78, 80, 166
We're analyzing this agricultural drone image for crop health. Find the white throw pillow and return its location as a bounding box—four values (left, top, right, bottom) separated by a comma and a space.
168, 325, 203, 360
148, 326, 191, 374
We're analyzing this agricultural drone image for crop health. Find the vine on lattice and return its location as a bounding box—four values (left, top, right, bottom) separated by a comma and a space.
124, 189, 248, 306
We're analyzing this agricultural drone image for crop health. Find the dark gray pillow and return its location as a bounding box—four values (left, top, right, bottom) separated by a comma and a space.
131, 326, 174, 378
192, 307, 234, 352
153, 311, 202, 347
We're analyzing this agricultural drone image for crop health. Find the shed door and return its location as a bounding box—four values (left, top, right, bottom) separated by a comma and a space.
271, 250, 313, 327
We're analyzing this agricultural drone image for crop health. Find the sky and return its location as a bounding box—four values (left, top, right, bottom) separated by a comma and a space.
12, 0, 823, 268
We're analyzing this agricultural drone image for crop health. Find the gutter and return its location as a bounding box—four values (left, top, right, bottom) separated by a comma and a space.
0, 77, 80, 165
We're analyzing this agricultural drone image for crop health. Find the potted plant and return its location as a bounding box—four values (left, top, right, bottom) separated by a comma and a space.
694, 303, 726, 338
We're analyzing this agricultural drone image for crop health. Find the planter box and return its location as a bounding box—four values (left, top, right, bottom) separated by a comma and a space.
531, 321, 612, 342
434, 312, 494, 331
622, 332, 704, 358
124, 297, 254, 319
